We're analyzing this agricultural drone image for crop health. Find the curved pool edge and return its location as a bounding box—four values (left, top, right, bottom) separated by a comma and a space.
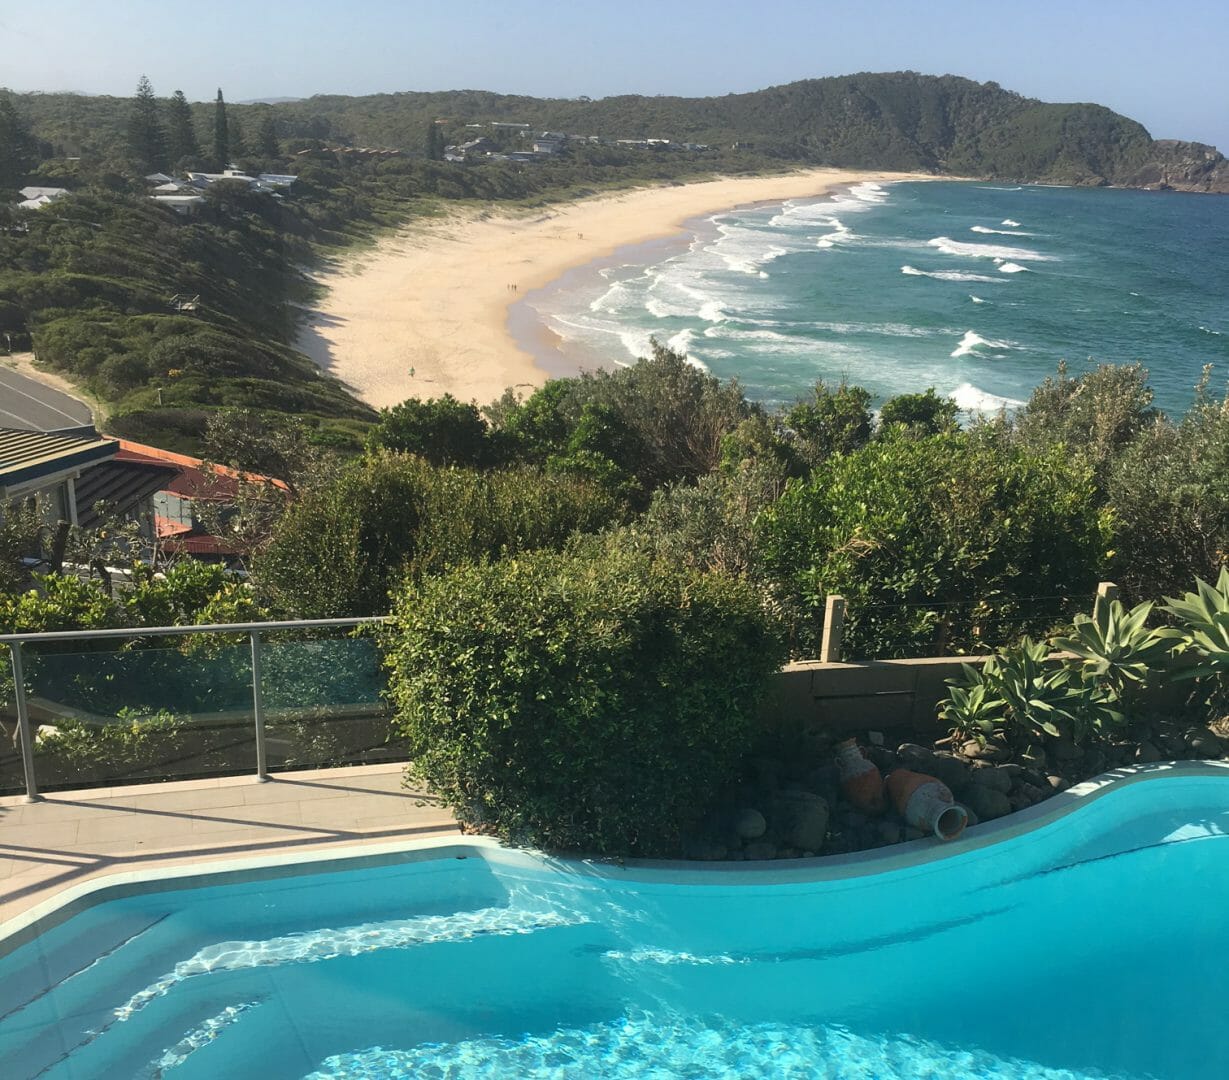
3, 759, 1226, 953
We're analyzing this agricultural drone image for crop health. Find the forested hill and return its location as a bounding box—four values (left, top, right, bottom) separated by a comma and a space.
15, 72, 1227, 190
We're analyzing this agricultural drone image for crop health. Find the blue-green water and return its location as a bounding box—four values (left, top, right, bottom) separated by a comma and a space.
3, 773, 1229, 1078
528, 181, 1229, 416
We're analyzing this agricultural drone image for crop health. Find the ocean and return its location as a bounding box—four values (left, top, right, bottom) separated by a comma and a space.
520, 180, 1229, 418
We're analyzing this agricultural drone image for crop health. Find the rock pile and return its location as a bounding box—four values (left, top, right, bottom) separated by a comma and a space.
683, 719, 1228, 861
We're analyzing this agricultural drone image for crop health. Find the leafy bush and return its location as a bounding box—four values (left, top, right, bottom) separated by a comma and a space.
254, 452, 626, 617
384, 549, 786, 856
368, 395, 491, 466
783, 380, 872, 470
1106, 385, 1229, 601
877, 388, 959, 435
757, 431, 1111, 657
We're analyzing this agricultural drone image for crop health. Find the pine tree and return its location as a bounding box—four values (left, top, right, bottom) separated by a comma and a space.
0, 93, 38, 188
165, 90, 200, 165
213, 88, 229, 169
228, 114, 246, 158
426, 120, 445, 161
256, 114, 279, 157
127, 75, 168, 174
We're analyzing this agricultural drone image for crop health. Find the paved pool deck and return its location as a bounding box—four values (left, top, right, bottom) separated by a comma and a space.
0, 763, 459, 926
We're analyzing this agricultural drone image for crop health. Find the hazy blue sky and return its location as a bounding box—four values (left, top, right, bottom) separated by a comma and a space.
4, 0, 1227, 148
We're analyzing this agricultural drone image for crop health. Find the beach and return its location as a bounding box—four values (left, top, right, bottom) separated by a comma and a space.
297, 169, 929, 409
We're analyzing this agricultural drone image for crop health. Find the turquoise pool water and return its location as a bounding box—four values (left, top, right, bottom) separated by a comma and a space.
2, 769, 1228, 1079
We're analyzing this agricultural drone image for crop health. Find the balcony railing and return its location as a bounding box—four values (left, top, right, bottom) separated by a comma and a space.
1, 617, 396, 801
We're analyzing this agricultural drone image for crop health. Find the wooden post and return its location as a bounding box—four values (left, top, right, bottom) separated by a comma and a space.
820, 595, 846, 663
1094, 581, 1118, 622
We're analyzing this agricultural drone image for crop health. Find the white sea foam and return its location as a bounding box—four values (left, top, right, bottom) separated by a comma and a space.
928, 236, 1055, 261
971, 225, 1034, 236
978, 185, 1024, 191
951, 330, 1015, 358
950, 382, 1026, 411
1001, 219, 1023, 227
970, 295, 987, 304
997, 262, 1029, 274
901, 265, 1002, 283
589, 281, 636, 314
1199, 326, 1223, 336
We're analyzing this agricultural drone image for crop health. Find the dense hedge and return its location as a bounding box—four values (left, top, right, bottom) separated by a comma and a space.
385, 550, 786, 856
254, 451, 627, 618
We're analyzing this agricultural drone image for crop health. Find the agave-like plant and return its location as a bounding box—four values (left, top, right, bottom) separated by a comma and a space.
938, 663, 1007, 741
1052, 598, 1174, 707
1160, 567, 1229, 685
985, 636, 1124, 742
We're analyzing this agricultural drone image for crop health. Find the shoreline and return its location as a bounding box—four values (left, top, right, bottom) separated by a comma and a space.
296, 169, 931, 409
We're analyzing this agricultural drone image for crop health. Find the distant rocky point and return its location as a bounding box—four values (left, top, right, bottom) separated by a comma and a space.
1125, 140, 1229, 193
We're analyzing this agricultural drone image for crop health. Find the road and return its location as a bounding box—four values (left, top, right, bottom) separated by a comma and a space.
0, 364, 94, 431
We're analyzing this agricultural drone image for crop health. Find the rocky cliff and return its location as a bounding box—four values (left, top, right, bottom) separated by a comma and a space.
1124, 140, 1229, 193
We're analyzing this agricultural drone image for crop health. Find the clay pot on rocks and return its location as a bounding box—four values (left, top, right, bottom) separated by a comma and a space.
835, 739, 886, 815
885, 768, 969, 841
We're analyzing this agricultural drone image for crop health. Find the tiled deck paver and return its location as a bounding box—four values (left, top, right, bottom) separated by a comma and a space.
0, 763, 458, 926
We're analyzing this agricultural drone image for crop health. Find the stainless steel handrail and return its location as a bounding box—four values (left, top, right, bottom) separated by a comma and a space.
0, 615, 390, 645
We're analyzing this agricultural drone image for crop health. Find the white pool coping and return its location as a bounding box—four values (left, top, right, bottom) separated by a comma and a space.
2, 759, 1227, 952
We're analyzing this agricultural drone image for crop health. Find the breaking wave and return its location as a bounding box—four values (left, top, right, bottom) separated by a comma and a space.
951, 330, 1016, 358
972, 225, 1034, 236
1001, 219, 1023, 227
998, 262, 1029, 274
901, 265, 1002, 283
928, 236, 1055, 261
951, 382, 1026, 411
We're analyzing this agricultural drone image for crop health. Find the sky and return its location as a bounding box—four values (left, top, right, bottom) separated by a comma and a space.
3, 0, 1227, 149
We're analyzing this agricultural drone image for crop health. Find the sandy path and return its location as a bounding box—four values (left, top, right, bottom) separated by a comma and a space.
297, 169, 930, 409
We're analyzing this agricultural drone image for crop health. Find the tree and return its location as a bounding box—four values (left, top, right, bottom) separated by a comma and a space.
126, 75, 167, 174
367, 395, 491, 466
426, 120, 445, 161
165, 90, 200, 164
0, 92, 38, 189
256, 114, 279, 157
213, 88, 229, 168
878, 387, 959, 435
785, 380, 873, 468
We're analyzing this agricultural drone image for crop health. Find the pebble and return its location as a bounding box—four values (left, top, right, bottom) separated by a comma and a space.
964, 785, 1011, 821
733, 808, 767, 840
1135, 740, 1162, 764
969, 765, 1013, 793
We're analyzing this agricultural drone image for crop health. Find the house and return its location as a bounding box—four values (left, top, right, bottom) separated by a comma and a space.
117, 440, 289, 564
149, 195, 207, 215
16, 186, 69, 211
0, 427, 118, 527
144, 172, 176, 185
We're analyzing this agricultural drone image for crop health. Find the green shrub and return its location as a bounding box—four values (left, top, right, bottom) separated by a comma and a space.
384, 549, 786, 856
254, 452, 626, 617
757, 431, 1111, 657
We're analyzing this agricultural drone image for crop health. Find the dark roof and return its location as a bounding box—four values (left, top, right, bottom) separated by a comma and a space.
0, 427, 116, 491
74, 453, 180, 529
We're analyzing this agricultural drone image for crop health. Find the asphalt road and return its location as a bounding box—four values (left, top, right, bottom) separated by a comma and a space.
0, 365, 94, 431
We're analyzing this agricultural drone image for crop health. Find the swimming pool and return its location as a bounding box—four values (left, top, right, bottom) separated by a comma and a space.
2, 763, 1227, 1079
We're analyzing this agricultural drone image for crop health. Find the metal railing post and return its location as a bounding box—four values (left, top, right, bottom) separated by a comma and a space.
250, 630, 270, 782
820, 595, 846, 663
9, 643, 42, 802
